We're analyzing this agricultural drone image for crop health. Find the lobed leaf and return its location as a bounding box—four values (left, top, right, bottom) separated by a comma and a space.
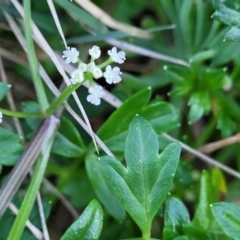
101, 116, 181, 235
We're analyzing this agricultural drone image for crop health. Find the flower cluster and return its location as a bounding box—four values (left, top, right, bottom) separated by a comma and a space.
0, 111, 2, 123
62, 46, 126, 105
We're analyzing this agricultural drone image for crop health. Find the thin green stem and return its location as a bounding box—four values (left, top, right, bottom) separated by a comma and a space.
98, 58, 113, 69
142, 230, 151, 240
77, 59, 83, 64
45, 82, 81, 116
0, 82, 83, 119
24, 0, 49, 112
142, 220, 151, 240
0, 108, 42, 118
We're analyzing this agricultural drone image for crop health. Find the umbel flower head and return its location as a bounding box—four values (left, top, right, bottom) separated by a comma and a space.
62, 45, 126, 106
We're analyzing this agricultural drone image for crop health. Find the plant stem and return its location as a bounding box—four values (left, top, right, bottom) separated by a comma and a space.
142, 223, 151, 240
0, 116, 59, 218
0, 108, 42, 118
45, 82, 81, 116
8, 115, 59, 240
24, 0, 49, 112
0, 82, 82, 119
98, 58, 113, 69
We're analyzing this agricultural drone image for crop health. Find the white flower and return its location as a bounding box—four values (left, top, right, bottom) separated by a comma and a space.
92, 67, 103, 79
87, 85, 105, 106
0, 111, 2, 123
62, 47, 79, 64
89, 45, 101, 59
103, 65, 122, 84
70, 69, 84, 84
87, 62, 102, 79
108, 47, 126, 64
87, 62, 96, 72
78, 63, 87, 72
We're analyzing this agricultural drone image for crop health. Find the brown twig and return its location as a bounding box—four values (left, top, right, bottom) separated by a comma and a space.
163, 133, 240, 180
184, 133, 240, 160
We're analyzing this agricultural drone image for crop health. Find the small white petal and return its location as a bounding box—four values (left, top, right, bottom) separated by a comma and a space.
108, 47, 126, 64
89, 45, 101, 59
87, 95, 101, 105
70, 69, 84, 84
87, 85, 105, 106
87, 62, 96, 72
62, 47, 79, 64
103, 65, 122, 84
92, 67, 103, 79
70, 78, 77, 84
78, 63, 87, 72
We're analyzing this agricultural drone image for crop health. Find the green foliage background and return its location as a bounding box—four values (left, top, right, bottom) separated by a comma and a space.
1, 0, 240, 239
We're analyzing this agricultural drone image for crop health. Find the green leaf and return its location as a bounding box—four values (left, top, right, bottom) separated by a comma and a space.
225, 26, 240, 41
212, 168, 227, 196
54, 0, 107, 34
172, 236, 190, 240
164, 65, 185, 85
61, 171, 95, 208
188, 91, 210, 124
97, 88, 152, 140
212, 1, 240, 26
0, 127, 23, 166
60, 199, 103, 240
86, 154, 126, 221
163, 197, 190, 240
183, 224, 230, 240
100, 116, 181, 236
192, 171, 217, 229
0, 82, 11, 102
103, 131, 127, 152
22, 101, 41, 130
0, 3, 20, 17
67, 31, 129, 44
140, 101, 178, 132
51, 117, 86, 158
22, 104, 86, 158
211, 202, 240, 239
32, 12, 56, 33
212, 0, 240, 42
97, 88, 178, 154
179, 0, 193, 55
0, 197, 51, 239
121, 238, 159, 240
